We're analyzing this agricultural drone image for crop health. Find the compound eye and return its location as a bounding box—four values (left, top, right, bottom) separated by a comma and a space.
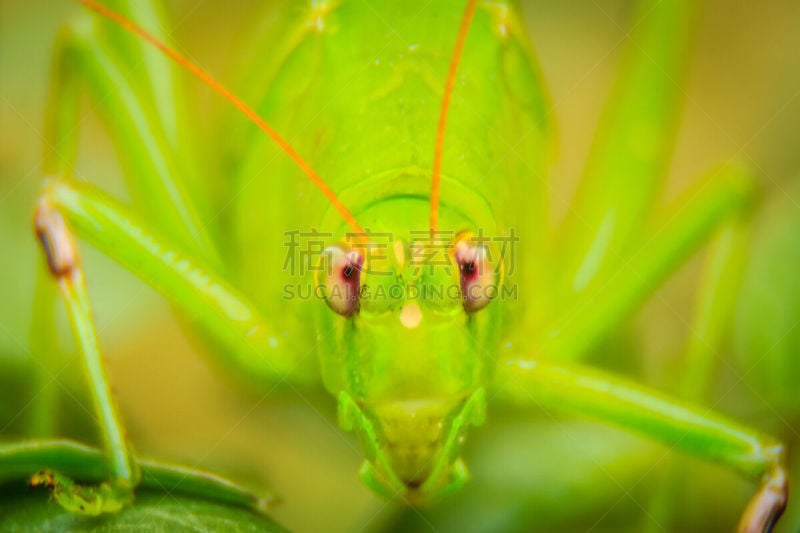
454, 239, 497, 312
321, 245, 363, 316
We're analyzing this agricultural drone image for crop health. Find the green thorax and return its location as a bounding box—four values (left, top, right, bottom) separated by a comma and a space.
233, 0, 550, 322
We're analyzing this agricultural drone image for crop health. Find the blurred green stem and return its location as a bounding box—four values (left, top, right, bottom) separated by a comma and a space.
646, 222, 752, 531
542, 164, 754, 361
27, 264, 59, 438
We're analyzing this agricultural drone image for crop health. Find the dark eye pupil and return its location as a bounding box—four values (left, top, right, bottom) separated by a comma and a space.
343, 264, 355, 279
461, 261, 476, 275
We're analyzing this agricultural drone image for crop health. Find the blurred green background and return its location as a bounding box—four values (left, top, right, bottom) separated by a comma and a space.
1, 1, 799, 531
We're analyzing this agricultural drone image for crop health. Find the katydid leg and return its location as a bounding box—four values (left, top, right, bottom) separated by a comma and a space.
492, 356, 787, 532
28, 177, 316, 511
31, 198, 137, 514
26, 12, 317, 511
38, 178, 316, 385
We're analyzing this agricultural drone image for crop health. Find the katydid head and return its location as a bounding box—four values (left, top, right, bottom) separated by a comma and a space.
317, 232, 502, 500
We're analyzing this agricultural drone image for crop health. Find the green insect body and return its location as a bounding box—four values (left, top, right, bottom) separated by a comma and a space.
0, 0, 790, 530
232, 0, 547, 497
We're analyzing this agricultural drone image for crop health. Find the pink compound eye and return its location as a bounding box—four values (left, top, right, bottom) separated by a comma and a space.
321, 245, 363, 316
454, 239, 497, 313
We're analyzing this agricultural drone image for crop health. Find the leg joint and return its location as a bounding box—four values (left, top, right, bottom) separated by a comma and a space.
34, 196, 78, 278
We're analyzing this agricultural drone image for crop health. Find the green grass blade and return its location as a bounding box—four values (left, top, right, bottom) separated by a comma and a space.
559, 0, 695, 297
93, 0, 211, 226
645, 221, 752, 532
26, 266, 60, 438
543, 164, 754, 361
51, 18, 217, 261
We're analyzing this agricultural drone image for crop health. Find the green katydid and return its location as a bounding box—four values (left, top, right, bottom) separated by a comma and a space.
1, 0, 789, 530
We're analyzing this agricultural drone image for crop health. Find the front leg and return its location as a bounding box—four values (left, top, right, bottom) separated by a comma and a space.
38, 177, 316, 388
27, 177, 319, 514
492, 357, 788, 532
32, 197, 137, 514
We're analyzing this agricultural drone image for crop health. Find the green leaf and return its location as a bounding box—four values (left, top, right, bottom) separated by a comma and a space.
0, 440, 285, 530
0, 488, 288, 533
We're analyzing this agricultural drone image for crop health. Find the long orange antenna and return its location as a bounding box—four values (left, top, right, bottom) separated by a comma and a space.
78, 0, 367, 237
429, 0, 479, 233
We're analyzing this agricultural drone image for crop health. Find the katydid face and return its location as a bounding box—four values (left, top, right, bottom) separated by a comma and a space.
316, 214, 502, 496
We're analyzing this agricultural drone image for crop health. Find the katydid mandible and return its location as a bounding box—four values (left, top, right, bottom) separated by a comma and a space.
8, 0, 789, 531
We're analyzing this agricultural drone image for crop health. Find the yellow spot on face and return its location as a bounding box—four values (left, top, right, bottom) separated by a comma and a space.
393, 240, 405, 268
400, 302, 422, 329
486, 2, 513, 40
